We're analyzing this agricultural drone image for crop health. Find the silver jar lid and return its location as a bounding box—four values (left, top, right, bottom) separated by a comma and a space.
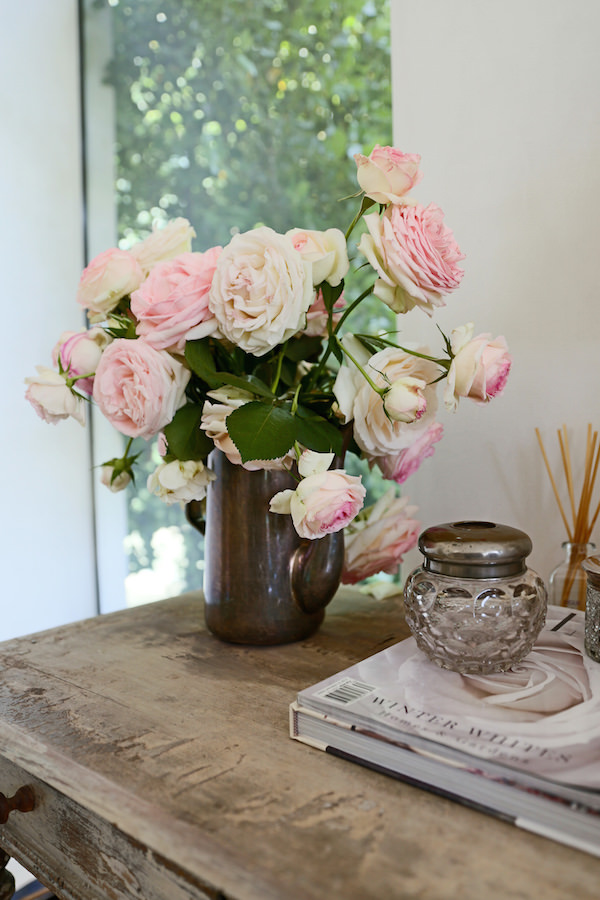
418, 521, 532, 579
582, 556, 600, 588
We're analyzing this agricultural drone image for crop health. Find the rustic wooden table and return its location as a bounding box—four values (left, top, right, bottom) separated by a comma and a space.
0, 589, 599, 900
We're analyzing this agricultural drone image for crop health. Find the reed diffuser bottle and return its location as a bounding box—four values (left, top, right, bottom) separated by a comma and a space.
549, 540, 596, 609
537, 424, 599, 610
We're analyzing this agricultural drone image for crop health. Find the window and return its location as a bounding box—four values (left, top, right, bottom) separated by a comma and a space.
82, 0, 392, 609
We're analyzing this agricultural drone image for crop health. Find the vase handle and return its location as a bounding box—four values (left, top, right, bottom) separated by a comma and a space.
290, 532, 344, 615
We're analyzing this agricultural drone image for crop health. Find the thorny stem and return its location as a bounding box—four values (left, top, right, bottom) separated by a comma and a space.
64, 371, 96, 395
392, 343, 451, 369
270, 348, 285, 394
290, 384, 302, 415
355, 331, 450, 369
334, 284, 375, 333
335, 336, 385, 396
308, 283, 376, 388
344, 194, 376, 242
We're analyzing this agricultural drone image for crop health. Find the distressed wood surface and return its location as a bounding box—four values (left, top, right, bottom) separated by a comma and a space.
0, 589, 599, 900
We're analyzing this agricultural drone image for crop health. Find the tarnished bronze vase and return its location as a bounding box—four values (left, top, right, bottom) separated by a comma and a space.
187, 450, 344, 645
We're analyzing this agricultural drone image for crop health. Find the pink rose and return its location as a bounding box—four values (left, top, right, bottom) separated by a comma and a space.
354, 145, 422, 205
342, 489, 420, 584
131, 247, 222, 351
444, 324, 512, 411
77, 248, 144, 321
372, 422, 444, 484
358, 204, 465, 315
208, 227, 313, 356
302, 289, 345, 337
52, 327, 112, 394
93, 339, 190, 439
129, 217, 196, 276
157, 432, 168, 457
270, 450, 366, 539
25, 366, 86, 426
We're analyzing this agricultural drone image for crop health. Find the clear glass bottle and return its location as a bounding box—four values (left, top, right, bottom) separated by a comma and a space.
403, 521, 548, 675
549, 541, 596, 610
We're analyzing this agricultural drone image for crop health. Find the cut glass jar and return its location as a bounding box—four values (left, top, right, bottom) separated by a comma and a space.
403, 520, 548, 674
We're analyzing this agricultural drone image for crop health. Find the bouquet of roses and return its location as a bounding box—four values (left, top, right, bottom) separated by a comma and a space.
25, 146, 511, 584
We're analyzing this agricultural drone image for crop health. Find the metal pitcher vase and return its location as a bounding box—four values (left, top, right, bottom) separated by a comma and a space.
187, 450, 344, 644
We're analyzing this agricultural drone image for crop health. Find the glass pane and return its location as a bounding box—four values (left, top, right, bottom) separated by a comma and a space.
84, 0, 392, 606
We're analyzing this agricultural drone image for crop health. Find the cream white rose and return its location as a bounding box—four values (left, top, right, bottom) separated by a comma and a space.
208, 227, 313, 356
333, 336, 439, 458
100, 465, 132, 493
147, 459, 216, 505
25, 366, 86, 426
130, 218, 196, 276
331, 334, 371, 422
285, 227, 349, 287
201, 387, 295, 470
200, 387, 254, 466
384, 375, 427, 424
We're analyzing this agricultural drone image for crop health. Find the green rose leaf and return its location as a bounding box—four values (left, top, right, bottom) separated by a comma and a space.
163, 404, 213, 461
226, 401, 296, 463
185, 339, 220, 386
319, 280, 344, 312
295, 407, 344, 455
185, 341, 275, 398
278, 356, 300, 389
215, 372, 274, 399
285, 334, 324, 362
330, 337, 344, 365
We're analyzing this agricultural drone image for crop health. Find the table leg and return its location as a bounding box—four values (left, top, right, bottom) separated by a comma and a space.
0, 851, 14, 900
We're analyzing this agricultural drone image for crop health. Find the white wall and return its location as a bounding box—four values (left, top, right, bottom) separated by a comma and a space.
1, 0, 98, 639
391, 1, 600, 583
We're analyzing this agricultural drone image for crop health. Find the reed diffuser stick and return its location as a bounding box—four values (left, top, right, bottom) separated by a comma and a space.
558, 427, 577, 527
536, 425, 599, 609
535, 428, 573, 541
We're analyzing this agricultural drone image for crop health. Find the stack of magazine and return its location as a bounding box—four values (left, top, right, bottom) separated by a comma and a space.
290, 606, 600, 856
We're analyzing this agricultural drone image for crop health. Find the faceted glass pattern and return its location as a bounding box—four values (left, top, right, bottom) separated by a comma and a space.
404, 568, 548, 674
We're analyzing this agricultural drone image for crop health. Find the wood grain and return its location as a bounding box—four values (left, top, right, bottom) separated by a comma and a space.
0, 589, 598, 900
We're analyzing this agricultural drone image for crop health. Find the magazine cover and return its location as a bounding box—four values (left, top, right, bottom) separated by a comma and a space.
295, 606, 600, 791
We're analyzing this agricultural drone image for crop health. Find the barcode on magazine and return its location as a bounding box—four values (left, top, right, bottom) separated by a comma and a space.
316, 678, 376, 706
